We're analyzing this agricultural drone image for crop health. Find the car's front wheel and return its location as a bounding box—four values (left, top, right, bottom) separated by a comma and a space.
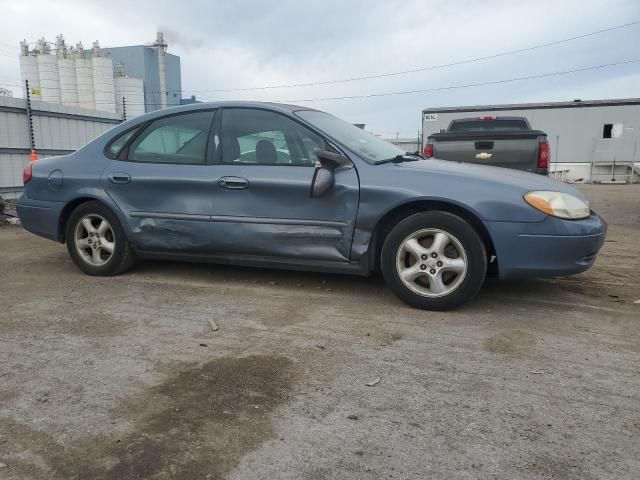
381, 211, 487, 310
65, 201, 135, 276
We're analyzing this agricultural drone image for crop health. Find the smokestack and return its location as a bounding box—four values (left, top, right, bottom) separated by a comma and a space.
154, 31, 167, 109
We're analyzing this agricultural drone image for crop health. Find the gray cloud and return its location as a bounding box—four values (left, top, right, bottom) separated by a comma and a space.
0, 0, 639, 135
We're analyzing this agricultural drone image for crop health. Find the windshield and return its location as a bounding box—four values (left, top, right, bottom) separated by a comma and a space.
295, 110, 405, 163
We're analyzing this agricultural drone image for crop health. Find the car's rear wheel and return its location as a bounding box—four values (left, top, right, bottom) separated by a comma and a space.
65, 201, 135, 276
381, 211, 487, 310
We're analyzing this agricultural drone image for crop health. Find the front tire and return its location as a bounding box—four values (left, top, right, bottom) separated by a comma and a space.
65, 201, 135, 276
381, 211, 487, 310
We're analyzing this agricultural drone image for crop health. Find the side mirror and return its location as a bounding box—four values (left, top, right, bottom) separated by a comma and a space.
310, 166, 335, 198
310, 149, 351, 198
313, 148, 351, 168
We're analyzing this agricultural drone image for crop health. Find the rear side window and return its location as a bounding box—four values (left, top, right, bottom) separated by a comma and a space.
105, 127, 140, 159
449, 119, 529, 132
127, 111, 215, 164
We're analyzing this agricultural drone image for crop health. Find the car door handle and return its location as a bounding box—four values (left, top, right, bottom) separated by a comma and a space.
218, 176, 249, 189
108, 173, 131, 184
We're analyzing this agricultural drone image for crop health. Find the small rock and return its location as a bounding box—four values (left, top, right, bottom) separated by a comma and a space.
0, 462, 6, 469
269, 281, 278, 285
366, 377, 382, 387
174, 408, 180, 412
634, 300, 640, 304
315, 345, 326, 350
296, 283, 303, 287
354, 451, 364, 456
347, 414, 359, 420
199, 343, 208, 347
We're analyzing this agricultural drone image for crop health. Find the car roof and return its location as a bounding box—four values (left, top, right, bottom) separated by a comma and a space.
165, 101, 318, 113
121, 101, 322, 127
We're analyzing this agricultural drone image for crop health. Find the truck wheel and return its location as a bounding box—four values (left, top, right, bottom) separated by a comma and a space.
65, 201, 135, 276
381, 211, 487, 310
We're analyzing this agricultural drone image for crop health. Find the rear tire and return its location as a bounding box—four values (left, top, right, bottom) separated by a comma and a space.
65, 201, 135, 276
381, 211, 487, 310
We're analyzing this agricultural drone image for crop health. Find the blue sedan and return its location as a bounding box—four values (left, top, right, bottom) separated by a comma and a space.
17, 102, 606, 310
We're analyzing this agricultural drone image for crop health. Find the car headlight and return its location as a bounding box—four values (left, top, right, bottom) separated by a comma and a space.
524, 191, 590, 220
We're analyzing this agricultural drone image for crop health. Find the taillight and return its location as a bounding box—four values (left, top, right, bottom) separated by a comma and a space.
479, 116, 496, 120
423, 139, 434, 158
23, 162, 33, 185
537, 137, 550, 170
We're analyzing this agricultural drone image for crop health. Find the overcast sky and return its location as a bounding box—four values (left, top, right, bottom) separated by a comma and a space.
0, 0, 639, 137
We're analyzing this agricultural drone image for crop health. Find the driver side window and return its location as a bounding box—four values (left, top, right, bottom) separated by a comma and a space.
221, 108, 326, 166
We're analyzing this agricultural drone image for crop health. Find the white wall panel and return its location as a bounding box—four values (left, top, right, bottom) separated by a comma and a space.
0, 97, 120, 196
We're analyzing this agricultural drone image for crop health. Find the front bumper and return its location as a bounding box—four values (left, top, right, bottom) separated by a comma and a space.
485, 213, 607, 279
16, 195, 65, 242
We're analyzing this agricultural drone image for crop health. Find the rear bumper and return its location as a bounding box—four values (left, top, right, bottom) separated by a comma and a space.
485, 213, 607, 279
16, 195, 65, 242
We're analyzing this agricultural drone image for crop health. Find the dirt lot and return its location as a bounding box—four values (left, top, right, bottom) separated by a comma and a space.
1, 185, 638, 479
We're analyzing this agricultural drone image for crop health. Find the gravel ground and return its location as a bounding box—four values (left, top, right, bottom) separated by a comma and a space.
0, 184, 638, 479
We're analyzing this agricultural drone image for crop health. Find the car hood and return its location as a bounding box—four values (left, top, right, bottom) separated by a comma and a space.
394, 158, 584, 198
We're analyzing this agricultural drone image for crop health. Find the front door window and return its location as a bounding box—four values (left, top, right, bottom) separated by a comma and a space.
221, 108, 325, 166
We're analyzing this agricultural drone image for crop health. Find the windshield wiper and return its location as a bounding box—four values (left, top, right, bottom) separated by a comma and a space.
374, 154, 423, 165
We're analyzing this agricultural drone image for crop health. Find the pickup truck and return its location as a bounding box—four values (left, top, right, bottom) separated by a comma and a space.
423, 116, 550, 175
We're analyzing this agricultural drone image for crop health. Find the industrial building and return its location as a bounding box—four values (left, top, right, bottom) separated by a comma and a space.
422, 98, 640, 183
18, 32, 181, 119
103, 32, 181, 113
1, 32, 188, 201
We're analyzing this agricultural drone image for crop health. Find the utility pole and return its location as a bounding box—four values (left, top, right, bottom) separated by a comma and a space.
25, 80, 38, 161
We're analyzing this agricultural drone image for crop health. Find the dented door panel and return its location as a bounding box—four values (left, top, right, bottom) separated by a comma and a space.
102, 160, 222, 252
103, 161, 359, 260
199, 164, 359, 261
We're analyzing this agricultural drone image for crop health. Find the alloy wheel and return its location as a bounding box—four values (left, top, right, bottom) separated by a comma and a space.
395, 228, 468, 298
74, 214, 115, 267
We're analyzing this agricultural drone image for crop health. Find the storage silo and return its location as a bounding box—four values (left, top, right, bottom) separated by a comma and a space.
91, 42, 116, 113
75, 42, 95, 110
58, 56, 78, 106
37, 38, 62, 104
115, 76, 145, 119
19, 41, 41, 100
56, 35, 78, 107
